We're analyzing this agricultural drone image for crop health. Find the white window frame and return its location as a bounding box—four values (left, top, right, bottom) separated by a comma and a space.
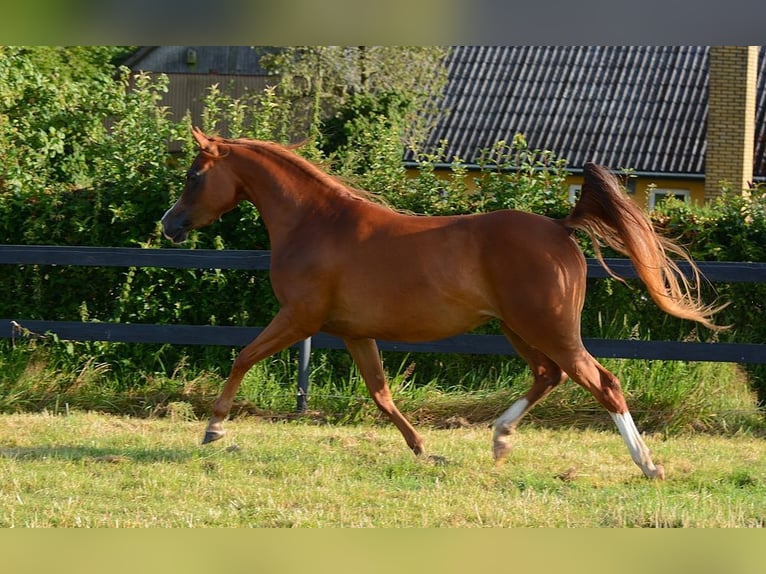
648, 188, 691, 210
568, 184, 581, 204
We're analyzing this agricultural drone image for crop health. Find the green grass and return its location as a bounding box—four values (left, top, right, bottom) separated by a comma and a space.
2, 411, 766, 527
2, 341, 763, 436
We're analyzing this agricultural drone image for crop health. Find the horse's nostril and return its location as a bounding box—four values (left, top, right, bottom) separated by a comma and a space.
161, 213, 191, 244
163, 224, 189, 244
169, 230, 189, 244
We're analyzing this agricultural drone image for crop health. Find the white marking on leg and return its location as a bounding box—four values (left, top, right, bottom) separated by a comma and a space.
495, 397, 530, 431
610, 411, 662, 478
492, 397, 530, 462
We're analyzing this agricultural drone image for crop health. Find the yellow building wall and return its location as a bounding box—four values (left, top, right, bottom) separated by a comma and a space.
564, 174, 706, 210
406, 167, 708, 212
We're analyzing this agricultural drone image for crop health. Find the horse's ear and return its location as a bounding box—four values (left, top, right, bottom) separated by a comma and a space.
191, 126, 221, 157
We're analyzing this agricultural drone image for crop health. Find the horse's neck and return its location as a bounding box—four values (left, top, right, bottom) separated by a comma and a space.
235, 146, 346, 247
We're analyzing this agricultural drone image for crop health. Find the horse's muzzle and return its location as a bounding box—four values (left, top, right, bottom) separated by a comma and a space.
161, 209, 191, 244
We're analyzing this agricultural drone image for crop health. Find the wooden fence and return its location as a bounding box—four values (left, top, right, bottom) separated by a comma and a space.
2, 245, 766, 410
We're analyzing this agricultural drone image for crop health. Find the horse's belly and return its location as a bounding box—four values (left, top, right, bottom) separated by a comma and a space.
321, 290, 496, 342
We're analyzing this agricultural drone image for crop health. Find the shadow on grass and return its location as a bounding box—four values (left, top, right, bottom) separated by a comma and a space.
0, 444, 195, 463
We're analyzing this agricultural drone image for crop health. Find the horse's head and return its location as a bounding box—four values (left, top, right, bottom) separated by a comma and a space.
161, 127, 241, 243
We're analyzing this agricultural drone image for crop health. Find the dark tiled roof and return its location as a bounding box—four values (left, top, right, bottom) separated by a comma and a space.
125, 46, 276, 76
411, 46, 766, 179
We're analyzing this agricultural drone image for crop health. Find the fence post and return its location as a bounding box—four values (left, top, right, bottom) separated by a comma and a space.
296, 337, 312, 412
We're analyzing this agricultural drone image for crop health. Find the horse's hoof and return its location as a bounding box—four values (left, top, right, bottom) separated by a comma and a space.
492, 427, 513, 464
650, 463, 666, 480
492, 438, 512, 464
201, 429, 225, 445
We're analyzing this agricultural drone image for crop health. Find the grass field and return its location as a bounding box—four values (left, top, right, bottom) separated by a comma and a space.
1, 411, 765, 527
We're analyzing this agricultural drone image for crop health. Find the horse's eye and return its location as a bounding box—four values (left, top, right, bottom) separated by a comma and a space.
186, 169, 203, 181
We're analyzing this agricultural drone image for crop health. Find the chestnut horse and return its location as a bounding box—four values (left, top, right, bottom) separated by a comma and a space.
162, 128, 722, 479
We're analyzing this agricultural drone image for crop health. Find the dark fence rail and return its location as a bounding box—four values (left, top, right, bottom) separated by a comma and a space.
0, 245, 272, 270
5, 319, 766, 364
3, 244, 766, 280
3, 245, 766, 408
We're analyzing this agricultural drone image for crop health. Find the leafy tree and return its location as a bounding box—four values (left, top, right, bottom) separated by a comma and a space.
260, 46, 450, 153
0, 46, 136, 193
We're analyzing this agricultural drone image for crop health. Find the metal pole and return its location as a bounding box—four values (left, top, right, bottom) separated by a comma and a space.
296, 337, 311, 412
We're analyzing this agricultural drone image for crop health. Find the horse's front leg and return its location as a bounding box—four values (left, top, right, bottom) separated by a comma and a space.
203, 309, 309, 444
343, 337, 424, 455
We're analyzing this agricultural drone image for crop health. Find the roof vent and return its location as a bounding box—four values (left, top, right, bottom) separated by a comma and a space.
186, 48, 198, 67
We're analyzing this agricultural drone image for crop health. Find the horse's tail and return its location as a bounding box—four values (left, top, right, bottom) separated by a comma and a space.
563, 162, 726, 331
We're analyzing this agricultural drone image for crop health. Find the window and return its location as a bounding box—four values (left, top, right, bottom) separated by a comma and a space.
568, 184, 581, 204
649, 188, 690, 210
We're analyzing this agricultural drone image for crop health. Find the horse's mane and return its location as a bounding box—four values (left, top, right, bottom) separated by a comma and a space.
216, 136, 394, 209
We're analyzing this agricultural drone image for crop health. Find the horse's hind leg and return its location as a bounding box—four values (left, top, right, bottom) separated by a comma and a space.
344, 337, 424, 455
555, 349, 665, 479
492, 326, 568, 463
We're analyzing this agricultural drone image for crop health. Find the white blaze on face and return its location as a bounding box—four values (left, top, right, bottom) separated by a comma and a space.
160, 207, 172, 237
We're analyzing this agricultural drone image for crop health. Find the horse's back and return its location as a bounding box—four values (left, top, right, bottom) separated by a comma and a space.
473, 209, 585, 276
